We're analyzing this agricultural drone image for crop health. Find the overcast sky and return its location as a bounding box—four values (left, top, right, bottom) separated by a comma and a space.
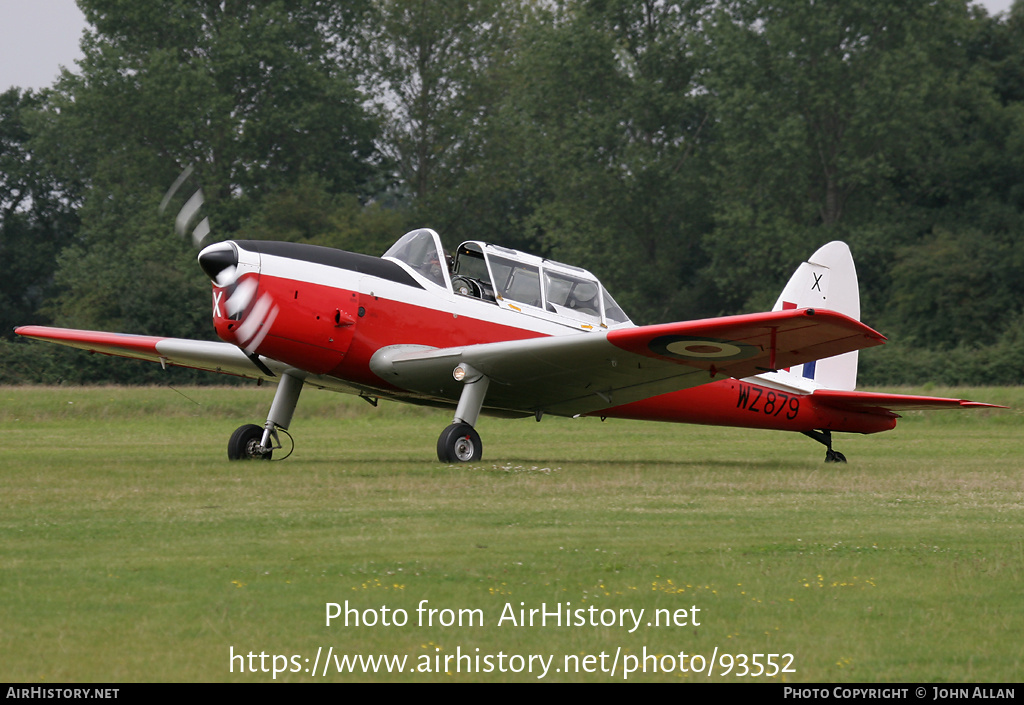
0, 0, 1020, 93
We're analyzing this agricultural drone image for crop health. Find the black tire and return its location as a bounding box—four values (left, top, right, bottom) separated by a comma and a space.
436, 423, 483, 463
228, 424, 272, 461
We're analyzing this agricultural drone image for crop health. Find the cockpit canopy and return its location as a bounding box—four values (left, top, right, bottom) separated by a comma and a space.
383, 229, 631, 329
382, 228, 451, 289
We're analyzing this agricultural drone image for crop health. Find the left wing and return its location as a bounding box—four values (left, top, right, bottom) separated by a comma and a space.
14, 325, 381, 395
371, 308, 886, 416
15, 326, 277, 381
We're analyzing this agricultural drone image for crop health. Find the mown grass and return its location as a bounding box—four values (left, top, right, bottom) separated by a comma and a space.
1, 385, 1021, 682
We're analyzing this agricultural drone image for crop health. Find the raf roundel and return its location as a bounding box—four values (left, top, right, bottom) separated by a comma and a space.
648, 335, 758, 362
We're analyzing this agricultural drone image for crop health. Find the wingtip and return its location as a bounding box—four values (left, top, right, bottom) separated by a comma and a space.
14, 325, 55, 339
797, 307, 887, 342
960, 401, 1009, 409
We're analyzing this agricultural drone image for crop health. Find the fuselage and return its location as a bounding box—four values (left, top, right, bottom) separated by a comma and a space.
200, 235, 896, 437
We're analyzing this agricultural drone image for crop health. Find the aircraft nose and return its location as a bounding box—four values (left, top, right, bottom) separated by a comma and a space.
198, 242, 238, 284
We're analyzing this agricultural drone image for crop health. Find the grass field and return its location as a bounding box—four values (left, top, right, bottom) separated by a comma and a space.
1, 384, 1021, 682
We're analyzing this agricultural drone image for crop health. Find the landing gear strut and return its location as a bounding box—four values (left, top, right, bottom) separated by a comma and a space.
228, 370, 303, 461
437, 363, 489, 463
802, 430, 847, 463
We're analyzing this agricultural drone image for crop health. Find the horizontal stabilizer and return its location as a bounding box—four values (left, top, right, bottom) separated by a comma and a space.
812, 389, 1006, 416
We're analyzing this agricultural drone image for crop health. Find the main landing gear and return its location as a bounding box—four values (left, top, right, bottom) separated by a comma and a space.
224, 364, 489, 464
437, 363, 489, 463
802, 430, 847, 463
228, 370, 303, 461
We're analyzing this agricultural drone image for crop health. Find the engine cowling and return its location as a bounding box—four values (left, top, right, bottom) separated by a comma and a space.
199, 240, 358, 375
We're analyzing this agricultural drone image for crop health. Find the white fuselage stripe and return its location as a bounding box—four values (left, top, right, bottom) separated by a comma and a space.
255, 250, 608, 338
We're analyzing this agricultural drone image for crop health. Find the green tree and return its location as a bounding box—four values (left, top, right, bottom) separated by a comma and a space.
42, 0, 379, 213
887, 228, 1018, 348
486, 0, 715, 323
30, 1, 382, 352
241, 174, 410, 255
872, 1, 1024, 358
358, 0, 521, 222
702, 0, 973, 314
0, 88, 78, 338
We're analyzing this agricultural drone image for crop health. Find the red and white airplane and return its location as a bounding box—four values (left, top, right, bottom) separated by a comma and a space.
15, 228, 999, 463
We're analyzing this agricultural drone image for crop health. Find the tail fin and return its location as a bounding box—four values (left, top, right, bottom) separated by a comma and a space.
772, 241, 861, 391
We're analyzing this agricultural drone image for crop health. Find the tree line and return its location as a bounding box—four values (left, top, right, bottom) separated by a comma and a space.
2, 0, 1023, 385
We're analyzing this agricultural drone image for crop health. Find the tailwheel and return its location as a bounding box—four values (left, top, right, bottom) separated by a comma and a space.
228, 424, 272, 461
802, 430, 847, 464
825, 449, 847, 464
437, 423, 483, 463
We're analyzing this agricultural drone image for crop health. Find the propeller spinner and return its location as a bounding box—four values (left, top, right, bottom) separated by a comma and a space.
199, 241, 278, 354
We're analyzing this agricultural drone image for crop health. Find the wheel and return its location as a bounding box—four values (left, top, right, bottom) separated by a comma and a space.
228, 424, 272, 461
825, 449, 847, 463
437, 423, 483, 463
